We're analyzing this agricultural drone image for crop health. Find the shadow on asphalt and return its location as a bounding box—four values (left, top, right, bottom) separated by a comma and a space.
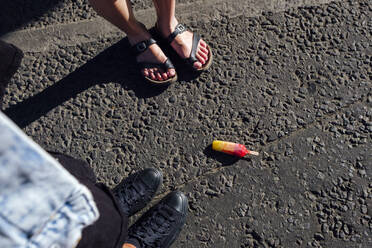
0, 0, 62, 36
203, 145, 241, 167
4, 37, 201, 128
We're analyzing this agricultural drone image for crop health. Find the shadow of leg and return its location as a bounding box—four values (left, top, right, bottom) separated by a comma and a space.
4, 37, 169, 128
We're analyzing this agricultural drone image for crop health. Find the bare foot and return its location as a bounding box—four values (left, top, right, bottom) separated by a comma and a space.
128, 24, 176, 81
137, 44, 176, 81
157, 21, 210, 70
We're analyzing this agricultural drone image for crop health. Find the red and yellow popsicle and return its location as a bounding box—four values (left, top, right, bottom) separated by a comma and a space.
212, 140, 259, 158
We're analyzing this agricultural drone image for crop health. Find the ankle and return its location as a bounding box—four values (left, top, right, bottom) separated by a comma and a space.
123, 237, 141, 248
156, 17, 178, 37
127, 23, 151, 45
127, 32, 151, 46
123, 244, 137, 248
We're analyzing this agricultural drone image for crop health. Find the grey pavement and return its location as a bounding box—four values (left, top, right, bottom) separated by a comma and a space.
1, 0, 372, 247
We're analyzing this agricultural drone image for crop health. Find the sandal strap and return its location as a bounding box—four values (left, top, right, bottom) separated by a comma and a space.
186, 33, 200, 66
165, 24, 201, 66
166, 23, 187, 43
138, 58, 175, 71
131, 38, 157, 56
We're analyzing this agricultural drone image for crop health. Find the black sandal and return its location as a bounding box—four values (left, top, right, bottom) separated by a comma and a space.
132, 38, 177, 84
160, 23, 213, 72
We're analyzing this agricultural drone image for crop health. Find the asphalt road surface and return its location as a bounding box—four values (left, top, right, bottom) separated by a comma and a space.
1, 0, 371, 247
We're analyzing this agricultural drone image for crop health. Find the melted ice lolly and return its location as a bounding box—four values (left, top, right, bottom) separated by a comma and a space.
212, 140, 259, 158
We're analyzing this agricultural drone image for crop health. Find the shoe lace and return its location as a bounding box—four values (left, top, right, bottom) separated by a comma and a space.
134, 205, 176, 247
123, 180, 147, 207
115, 177, 148, 211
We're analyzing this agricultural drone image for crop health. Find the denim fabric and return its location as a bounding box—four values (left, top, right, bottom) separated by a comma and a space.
0, 112, 99, 248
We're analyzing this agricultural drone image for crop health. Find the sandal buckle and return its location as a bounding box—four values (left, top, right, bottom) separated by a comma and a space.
136, 42, 147, 52
177, 24, 186, 32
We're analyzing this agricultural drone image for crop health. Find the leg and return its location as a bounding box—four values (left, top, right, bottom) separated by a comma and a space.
153, 0, 210, 70
53, 153, 165, 248
77, 182, 128, 248
51, 152, 129, 248
49, 152, 98, 183
88, 0, 176, 81
89, 0, 146, 42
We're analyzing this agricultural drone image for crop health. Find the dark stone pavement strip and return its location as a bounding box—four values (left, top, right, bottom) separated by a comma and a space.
1, 0, 341, 53
0, 0, 197, 36
1, 0, 371, 247
0, 0, 338, 37
0, 0, 96, 36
